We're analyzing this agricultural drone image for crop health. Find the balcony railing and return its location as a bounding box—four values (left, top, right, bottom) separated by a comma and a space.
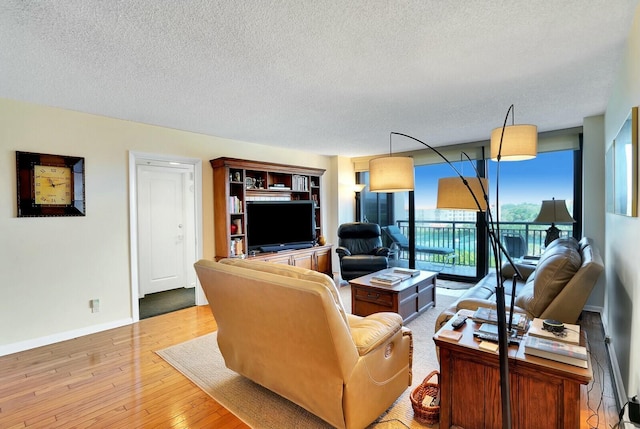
389, 219, 574, 275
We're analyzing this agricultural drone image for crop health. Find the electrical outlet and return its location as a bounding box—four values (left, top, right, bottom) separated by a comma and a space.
91, 298, 100, 313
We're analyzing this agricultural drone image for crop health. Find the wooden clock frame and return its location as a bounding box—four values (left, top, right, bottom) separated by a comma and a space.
16, 151, 86, 217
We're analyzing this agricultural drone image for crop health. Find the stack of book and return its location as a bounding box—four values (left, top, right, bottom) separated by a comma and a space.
527, 318, 580, 345
370, 272, 410, 286
269, 183, 291, 190
392, 268, 421, 277
524, 336, 588, 368
471, 307, 529, 332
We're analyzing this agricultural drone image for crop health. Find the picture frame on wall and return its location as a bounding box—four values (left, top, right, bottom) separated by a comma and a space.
606, 144, 614, 213
612, 107, 638, 217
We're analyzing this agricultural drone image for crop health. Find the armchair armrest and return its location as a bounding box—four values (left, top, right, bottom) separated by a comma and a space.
347, 312, 403, 355
501, 261, 535, 281
335, 246, 352, 258
371, 246, 390, 257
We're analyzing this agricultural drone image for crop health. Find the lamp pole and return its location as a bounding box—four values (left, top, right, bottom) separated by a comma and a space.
375, 105, 534, 428
390, 129, 519, 429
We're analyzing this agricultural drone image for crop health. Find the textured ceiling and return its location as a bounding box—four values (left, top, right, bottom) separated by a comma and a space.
1, 1, 638, 157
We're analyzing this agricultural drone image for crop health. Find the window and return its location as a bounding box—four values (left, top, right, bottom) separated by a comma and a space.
356, 148, 579, 281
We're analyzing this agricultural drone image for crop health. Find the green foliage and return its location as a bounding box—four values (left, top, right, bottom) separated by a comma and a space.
500, 203, 540, 222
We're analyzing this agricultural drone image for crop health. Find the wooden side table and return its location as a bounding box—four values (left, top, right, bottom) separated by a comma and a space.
433, 315, 593, 429
348, 269, 437, 323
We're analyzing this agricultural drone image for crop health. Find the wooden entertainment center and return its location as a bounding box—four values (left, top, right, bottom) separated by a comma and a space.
210, 157, 331, 275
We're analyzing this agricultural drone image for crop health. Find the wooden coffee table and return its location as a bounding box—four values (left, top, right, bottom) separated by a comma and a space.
348, 268, 437, 323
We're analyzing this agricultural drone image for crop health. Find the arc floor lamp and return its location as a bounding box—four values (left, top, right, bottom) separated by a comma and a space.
369, 105, 537, 429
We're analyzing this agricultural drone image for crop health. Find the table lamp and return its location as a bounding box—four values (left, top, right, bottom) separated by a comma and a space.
534, 198, 575, 246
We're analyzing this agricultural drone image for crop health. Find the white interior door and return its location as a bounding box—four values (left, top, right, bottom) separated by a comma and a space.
137, 165, 187, 296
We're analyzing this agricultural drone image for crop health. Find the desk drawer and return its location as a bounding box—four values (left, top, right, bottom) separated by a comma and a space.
353, 287, 394, 308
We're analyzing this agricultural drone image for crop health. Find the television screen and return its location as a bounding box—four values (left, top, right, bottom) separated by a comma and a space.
246, 200, 316, 251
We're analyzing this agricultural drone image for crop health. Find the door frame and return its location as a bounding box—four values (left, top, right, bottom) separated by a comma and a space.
129, 151, 204, 322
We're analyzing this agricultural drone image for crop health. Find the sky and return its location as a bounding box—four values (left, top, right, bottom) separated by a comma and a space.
414, 151, 574, 210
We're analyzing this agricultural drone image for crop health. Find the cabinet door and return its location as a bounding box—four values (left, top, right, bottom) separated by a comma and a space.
263, 254, 292, 265
291, 251, 314, 270
314, 247, 332, 276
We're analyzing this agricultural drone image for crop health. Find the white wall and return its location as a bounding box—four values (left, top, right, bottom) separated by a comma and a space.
333, 156, 359, 277
604, 7, 640, 399
583, 115, 606, 308
0, 98, 335, 355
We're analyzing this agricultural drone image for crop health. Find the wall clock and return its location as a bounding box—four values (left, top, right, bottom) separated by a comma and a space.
16, 151, 86, 217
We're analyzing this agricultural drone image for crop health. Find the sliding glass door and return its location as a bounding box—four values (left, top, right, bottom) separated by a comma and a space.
357, 147, 578, 282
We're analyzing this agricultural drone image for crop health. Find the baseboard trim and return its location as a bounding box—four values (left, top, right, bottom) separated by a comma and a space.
0, 318, 133, 357
597, 309, 629, 411
584, 304, 603, 313
584, 305, 628, 411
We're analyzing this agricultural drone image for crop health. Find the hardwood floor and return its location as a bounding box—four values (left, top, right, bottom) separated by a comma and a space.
0, 306, 248, 429
0, 304, 619, 428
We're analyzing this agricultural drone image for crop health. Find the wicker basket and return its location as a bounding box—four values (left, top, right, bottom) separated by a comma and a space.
410, 370, 440, 425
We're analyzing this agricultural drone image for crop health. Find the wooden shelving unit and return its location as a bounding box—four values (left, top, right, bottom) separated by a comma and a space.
210, 157, 330, 274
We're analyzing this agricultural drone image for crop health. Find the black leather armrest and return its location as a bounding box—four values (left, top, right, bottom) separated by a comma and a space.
371, 247, 390, 257
336, 246, 352, 258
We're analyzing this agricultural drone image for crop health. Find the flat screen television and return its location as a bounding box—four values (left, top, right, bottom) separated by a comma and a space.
246, 200, 316, 252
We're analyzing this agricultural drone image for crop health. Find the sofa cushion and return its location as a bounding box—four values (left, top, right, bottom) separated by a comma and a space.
219, 258, 349, 324
515, 238, 581, 317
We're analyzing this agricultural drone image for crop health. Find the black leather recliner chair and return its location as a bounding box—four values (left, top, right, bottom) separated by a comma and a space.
336, 222, 390, 281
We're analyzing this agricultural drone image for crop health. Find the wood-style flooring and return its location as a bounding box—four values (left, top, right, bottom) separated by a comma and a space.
0, 304, 619, 428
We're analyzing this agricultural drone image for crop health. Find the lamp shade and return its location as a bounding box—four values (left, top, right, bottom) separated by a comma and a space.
436, 176, 488, 211
369, 156, 415, 192
490, 124, 538, 161
533, 198, 575, 223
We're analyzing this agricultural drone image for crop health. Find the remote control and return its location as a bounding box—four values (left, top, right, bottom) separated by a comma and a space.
473, 331, 523, 346
474, 331, 499, 342
450, 315, 467, 329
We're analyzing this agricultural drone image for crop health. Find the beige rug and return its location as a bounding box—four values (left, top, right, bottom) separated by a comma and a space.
157, 289, 458, 428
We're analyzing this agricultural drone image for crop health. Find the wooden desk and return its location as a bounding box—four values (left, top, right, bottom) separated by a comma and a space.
348, 269, 436, 323
433, 315, 592, 429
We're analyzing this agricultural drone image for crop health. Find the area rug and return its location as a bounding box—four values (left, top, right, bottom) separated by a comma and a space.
157, 291, 458, 429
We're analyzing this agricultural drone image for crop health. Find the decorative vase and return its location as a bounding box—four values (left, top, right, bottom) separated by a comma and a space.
317, 235, 326, 246
233, 219, 242, 234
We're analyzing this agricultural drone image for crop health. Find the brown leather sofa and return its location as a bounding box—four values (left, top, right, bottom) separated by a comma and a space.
435, 237, 604, 331
194, 258, 413, 429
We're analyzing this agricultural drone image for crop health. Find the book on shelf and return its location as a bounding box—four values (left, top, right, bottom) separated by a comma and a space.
392, 268, 421, 277
229, 196, 242, 213
527, 318, 580, 345
524, 335, 588, 368
471, 307, 529, 331
292, 175, 309, 191
370, 273, 408, 286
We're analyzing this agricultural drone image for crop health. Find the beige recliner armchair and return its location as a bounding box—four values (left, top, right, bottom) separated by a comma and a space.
194, 258, 413, 429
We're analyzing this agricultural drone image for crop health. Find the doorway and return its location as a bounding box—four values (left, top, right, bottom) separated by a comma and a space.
129, 152, 204, 321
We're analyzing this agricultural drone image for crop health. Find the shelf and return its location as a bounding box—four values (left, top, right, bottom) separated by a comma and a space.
211, 157, 325, 262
